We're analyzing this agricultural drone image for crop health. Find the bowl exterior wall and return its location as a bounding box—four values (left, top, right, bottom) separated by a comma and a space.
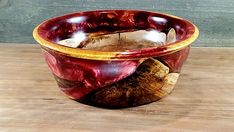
41, 45, 190, 108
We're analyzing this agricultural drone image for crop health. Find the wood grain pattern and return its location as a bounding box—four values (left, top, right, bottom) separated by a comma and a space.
0, 44, 234, 131
0, 0, 234, 47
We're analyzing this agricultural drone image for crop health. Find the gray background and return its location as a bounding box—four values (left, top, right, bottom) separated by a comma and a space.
0, 0, 234, 47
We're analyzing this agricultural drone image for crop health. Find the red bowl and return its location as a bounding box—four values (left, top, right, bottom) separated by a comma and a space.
33, 10, 199, 108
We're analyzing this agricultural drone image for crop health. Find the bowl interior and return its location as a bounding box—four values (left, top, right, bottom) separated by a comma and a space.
34, 10, 198, 60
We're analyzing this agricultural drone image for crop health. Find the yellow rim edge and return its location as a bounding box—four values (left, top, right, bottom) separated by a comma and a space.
33, 14, 199, 60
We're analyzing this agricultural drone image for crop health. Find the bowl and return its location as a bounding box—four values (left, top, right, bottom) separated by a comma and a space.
33, 10, 199, 108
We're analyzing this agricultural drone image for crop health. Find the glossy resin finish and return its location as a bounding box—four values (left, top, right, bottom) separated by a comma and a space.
33, 10, 199, 108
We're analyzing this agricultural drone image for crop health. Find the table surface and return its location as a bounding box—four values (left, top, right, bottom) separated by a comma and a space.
0, 44, 234, 132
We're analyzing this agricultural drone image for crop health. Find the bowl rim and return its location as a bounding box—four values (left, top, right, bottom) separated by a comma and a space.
33, 9, 199, 60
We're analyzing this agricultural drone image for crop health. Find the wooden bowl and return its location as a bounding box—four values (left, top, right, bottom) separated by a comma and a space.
33, 10, 199, 108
